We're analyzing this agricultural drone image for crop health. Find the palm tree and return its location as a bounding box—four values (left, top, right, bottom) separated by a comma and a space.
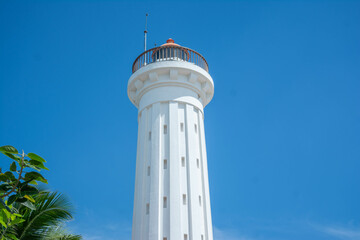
14, 191, 82, 240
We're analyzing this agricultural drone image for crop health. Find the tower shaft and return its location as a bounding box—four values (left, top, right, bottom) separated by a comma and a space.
133, 101, 212, 240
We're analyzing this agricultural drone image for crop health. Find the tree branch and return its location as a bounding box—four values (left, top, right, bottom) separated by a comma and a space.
0, 151, 25, 198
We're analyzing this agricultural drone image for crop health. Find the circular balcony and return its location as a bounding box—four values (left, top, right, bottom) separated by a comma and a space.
132, 39, 209, 73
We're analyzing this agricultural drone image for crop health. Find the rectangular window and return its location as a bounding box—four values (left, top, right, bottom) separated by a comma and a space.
147, 166, 150, 176
181, 157, 185, 167
164, 159, 167, 169
201, 235, 204, 240
184, 234, 188, 240
163, 238, 167, 240
149, 131, 151, 140
146, 203, 149, 215
183, 194, 186, 205
164, 125, 167, 134
194, 124, 197, 133
197, 158, 200, 168
180, 122, 184, 132
199, 195, 202, 206
163, 197, 167, 208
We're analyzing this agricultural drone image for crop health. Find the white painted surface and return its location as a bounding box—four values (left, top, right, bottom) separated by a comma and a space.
128, 60, 214, 240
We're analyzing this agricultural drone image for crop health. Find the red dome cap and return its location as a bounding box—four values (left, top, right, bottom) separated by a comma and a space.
161, 38, 180, 47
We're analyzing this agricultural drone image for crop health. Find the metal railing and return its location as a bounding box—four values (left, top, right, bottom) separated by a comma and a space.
132, 45, 209, 73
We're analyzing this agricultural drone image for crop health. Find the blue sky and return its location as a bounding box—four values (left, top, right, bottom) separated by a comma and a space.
1, 0, 360, 239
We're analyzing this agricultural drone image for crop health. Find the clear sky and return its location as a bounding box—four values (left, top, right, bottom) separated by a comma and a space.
1, 0, 360, 239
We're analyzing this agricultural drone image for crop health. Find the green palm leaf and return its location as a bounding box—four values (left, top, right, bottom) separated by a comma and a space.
43, 225, 82, 240
15, 191, 76, 240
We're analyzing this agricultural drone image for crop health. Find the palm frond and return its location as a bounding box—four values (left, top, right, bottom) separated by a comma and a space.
43, 225, 82, 240
16, 191, 75, 240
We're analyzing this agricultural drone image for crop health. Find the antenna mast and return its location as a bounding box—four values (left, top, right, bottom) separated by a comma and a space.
144, 13, 148, 52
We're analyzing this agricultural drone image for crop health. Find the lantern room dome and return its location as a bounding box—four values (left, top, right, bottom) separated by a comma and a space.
161, 38, 180, 47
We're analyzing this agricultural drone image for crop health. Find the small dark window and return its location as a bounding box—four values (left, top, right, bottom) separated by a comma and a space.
181, 157, 185, 167
163, 197, 167, 208
164, 125, 168, 134
183, 194, 186, 205
146, 203, 149, 214
147, 166, 150, 176
149, 131, 151, 140
180, 123, 184, 132
164, 159, 168, 170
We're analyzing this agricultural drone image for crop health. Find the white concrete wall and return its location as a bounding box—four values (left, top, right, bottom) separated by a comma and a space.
129, 61, 214, 240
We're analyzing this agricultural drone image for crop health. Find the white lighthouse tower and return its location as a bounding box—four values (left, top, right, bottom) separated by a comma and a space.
127, 39, 215, 240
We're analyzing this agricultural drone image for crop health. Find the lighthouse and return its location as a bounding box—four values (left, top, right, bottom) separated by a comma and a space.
127, 39, 215, 240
